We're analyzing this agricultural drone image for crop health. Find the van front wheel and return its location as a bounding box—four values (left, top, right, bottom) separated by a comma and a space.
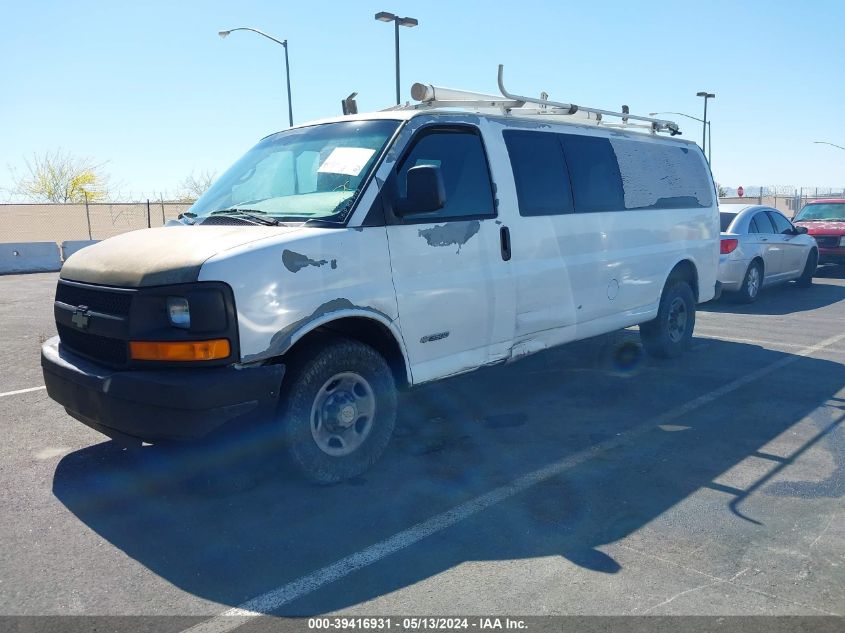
280, 336, 397, 484
640, 281, 696, 359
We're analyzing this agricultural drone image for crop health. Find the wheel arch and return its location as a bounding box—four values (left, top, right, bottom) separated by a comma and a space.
280, 312, 412, 389
666, 258, 700, 301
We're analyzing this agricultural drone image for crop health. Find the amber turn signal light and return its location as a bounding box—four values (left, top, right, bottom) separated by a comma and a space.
129, 339, 230, 361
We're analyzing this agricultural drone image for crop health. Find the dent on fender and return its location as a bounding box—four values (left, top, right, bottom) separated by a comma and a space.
241, 298, 394, 364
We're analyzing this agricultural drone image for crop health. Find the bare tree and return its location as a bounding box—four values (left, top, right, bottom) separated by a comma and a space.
177, 169, 217, 203
11, 149, 110, 203
716, 183, 728, 198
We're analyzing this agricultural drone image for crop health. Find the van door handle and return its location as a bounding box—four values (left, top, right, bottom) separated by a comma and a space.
500, 226, 512, 261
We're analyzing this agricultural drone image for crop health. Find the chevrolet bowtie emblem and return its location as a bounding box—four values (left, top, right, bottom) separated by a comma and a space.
72, 306, 91, 330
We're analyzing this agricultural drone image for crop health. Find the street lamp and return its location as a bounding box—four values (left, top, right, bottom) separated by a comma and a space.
375, 11, 418, 105
814, 141, 845, 152
696, 92, 715, 157
219, 27, 294, 127
650, 111, 712, 165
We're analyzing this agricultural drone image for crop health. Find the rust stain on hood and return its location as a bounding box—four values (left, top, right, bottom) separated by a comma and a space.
60, 225, 299, 287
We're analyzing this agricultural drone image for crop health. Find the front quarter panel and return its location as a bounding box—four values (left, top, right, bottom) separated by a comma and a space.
197, 227, 399, 364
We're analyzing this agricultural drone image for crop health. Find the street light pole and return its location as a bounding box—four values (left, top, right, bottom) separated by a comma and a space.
219, 27, 294, 127
392, 18, 400, 106
375, 12, 418, 105
283, 42, 293, 128
708, 121, 712, 165
696, 92, 715, 156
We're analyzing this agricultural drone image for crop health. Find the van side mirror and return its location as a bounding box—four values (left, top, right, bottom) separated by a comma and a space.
395, 165, 446, 216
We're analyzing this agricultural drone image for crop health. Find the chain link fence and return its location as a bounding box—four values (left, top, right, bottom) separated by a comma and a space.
718, 188, 845, 217
0, 201, 193, 243
4, 187, 845, 243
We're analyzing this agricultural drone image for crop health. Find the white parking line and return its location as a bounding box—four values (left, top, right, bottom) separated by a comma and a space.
182, 331, 845, 633
0, 386, 45, 398
697, 333, 845, 353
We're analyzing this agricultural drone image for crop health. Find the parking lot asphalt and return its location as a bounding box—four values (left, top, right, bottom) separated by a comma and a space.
0, 270, 844, 621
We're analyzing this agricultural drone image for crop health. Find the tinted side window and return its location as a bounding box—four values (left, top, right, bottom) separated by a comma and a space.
560, 135, 625, 213
397, 128, 494, 221
503, 131, 574, 216
754, 212, 776, 233
748, 216, 762, 233
768, 211, 793, 234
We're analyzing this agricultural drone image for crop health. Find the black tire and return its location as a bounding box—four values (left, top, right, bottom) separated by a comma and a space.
280, 336, 397, 484
736, 260, 763, 304
640, 280, 696, 359
796, 249, 818, 287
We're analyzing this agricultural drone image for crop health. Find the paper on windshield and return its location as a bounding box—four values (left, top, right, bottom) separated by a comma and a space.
317, 147, 376, 176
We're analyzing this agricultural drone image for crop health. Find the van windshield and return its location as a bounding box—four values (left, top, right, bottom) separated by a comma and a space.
189, 120, 400, 223
793, 202, 845, 222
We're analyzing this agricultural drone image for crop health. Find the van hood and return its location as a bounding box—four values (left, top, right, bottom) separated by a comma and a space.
60, 225, 301, 287
794, 220, 845, 235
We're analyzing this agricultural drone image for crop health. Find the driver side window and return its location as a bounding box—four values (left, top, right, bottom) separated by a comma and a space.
396, 127, 495, 222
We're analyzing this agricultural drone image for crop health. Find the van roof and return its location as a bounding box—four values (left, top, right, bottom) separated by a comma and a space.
272, 109, 700, 146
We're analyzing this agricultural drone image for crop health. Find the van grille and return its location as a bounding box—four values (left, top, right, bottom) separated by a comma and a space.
55, 282, 133, 315
813, 235, 841, 248
57, 323, 128, 366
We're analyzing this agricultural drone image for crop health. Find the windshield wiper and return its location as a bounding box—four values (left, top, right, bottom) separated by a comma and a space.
272, 216, 346, 228
208, 209, 280, 226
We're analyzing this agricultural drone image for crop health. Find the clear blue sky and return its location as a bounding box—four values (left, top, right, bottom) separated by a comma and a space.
2, 0, 844, 201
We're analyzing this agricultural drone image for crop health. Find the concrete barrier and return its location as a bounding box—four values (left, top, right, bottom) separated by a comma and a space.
61, 240, 99, 261
0, 242, 62, 274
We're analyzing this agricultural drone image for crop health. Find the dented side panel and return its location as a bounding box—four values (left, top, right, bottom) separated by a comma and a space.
198, 225, 402, 369
485, 117, 718, 347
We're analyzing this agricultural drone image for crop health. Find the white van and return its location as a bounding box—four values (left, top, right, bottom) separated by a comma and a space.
42, 72, 719, 482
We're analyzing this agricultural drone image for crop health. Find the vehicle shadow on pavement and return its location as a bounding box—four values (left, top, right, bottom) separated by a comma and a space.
701, 277, 845, 316
52, 334, 845, 615
815, 263, 845, 279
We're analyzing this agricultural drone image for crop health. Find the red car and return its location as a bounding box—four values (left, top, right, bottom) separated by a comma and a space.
792, 199, 845, 264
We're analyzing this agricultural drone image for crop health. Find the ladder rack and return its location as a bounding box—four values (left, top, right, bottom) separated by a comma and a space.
388, 65, 681, 136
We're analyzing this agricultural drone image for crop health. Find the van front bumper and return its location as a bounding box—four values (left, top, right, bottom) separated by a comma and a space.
41, 336, 284, 445
819, 246, 845, 264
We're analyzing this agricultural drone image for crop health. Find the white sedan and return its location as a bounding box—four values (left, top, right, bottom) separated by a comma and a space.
718, 204, 818, 302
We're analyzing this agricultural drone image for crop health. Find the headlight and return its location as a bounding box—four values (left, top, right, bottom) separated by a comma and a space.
167, 296, 191, 329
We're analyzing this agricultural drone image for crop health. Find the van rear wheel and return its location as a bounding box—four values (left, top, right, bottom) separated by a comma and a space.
640, 280, 696, 359
280, 336, 397, 484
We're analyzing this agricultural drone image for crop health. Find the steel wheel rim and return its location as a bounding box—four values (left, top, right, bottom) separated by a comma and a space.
747, 266, 761, 297
667, 296, 688, 343
310, 372, 376, 457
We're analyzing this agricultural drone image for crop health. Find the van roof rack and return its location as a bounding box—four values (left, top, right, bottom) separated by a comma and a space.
385, 64, 681, 136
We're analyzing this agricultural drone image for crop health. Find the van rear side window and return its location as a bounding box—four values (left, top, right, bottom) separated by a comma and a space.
502, 129, 713, 215
503, 131, 574, 217
560, 135, 625, 213
609, 138, 713, 210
